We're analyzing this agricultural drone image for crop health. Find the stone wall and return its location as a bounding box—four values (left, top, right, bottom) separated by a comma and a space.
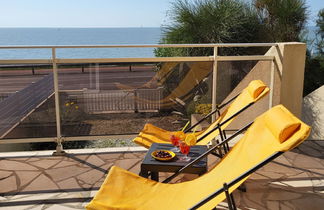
302, 85, 324, 140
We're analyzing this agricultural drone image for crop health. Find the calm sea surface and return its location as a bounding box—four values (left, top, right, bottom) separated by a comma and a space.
0, 27, 318, 59
0, 28, 162, 59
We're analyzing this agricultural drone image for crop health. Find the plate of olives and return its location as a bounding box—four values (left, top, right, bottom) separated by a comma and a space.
151, 150, 176, 161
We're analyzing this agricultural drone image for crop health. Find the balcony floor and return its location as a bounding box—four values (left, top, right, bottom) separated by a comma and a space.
0, 140, 324, 210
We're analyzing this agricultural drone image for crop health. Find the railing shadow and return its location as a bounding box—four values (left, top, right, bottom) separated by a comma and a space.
0, 197, 92, 207
66, 153, 108, 173
289, 140, 324, 159
0, 187, 99, 197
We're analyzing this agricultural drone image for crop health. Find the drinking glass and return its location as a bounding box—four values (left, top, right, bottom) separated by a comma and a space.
170, 135, 180, 152
179, 141, 191, 161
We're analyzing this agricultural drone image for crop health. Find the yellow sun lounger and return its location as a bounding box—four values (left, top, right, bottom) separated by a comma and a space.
86, 105, 311, 210
133, 80, 270, 148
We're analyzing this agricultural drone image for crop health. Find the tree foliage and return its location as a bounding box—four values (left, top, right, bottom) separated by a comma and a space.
253, 0, 308, 42
155, 0, 263, 56
303, 8, 324, 96
303, 54, 324, 96
315, 9, 324, 54
156, 0, 309, 57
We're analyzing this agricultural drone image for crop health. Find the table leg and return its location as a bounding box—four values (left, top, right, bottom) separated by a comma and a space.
151, 171, 159, 182
199, 169, 208, 176
139, 169, 149, 178
238, 183, 247, 192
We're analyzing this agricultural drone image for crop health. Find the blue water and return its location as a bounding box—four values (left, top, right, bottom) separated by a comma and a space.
0, 28, 162, 59
0, 27, 319, 59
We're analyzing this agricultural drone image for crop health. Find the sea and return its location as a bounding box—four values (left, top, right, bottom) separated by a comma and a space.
0, 27, 319, 60
0, 28, 162, 59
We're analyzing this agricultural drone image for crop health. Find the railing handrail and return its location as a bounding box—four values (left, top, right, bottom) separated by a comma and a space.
0, 42, 278, 152
0, 43, 277, 49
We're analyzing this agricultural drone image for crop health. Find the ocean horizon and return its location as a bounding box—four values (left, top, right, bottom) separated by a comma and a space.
0, 26, 319, 59
0, 27, 163, 59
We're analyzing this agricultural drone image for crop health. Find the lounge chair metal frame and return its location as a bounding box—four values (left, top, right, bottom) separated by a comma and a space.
196, 100, 254, 159
162, 120, 262, 210
163, 121, 253, 183
162, 118, 284, 209
191, 151, 282, 210
180, 92, 240, 158
184, 93, 240, 133
196, 97, 251, 144
156, 100, 255, 183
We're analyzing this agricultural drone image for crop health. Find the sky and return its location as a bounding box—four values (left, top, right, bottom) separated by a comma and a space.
0, 0, 322, 28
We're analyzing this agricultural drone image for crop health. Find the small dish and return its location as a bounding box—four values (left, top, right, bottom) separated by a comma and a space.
151, 150, 176, 161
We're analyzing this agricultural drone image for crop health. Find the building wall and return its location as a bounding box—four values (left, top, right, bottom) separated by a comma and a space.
218, 42, 306, 131
219, 60, 273, 130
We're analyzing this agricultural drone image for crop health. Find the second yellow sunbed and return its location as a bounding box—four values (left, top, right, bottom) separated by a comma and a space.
133, 80, 270, 148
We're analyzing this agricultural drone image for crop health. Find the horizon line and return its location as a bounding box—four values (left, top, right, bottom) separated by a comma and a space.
0, 26, 164, 29
0, 25, 316, 29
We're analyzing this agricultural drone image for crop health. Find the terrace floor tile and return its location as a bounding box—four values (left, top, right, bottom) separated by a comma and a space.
0, 141, 323, 209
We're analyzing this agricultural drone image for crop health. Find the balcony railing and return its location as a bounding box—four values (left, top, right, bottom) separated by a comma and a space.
0, 43, 306, 154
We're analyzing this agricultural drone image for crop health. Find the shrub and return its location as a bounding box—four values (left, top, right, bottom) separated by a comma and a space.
155, 0, 263, 57
195, 103, 212, 115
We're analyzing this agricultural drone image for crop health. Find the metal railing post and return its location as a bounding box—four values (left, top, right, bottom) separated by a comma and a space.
95, 63, 100, 90
52, 47, 65, 155
134, 90, 138, 113
269, 59, 275, 109
212, 46, 218, 122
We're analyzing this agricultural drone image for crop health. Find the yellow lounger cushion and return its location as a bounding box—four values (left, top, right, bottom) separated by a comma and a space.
265, 106, 301, 143
247, 80, 266, 99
